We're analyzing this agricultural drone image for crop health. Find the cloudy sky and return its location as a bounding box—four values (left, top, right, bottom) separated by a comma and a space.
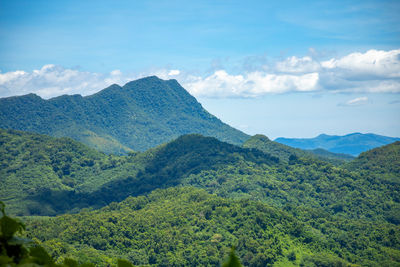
0, 0, 399, 138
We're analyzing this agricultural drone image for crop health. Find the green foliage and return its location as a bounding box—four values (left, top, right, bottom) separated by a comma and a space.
300, 253, 347, 267
1, 130, 399, 266
0, 76, 249, 154
0, 128, 142, 215
24, 187, 346, 266
222, 247, 243, 267
346, 141, 400, 175
117, 259, 134, 267
0, 201, 137, 266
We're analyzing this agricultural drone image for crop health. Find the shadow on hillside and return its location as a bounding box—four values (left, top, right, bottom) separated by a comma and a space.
25, 172, 183, 215
26, 135, 279, 215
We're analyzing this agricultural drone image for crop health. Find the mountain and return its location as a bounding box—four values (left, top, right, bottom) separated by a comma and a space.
23, 187, 307, 266
24, 187, 392, 267
346, 141, 400, 174
0, 128, 143, 215
275, 132, 400, 156
2, 129, 398, 223
4, 129, 397, 226
16, 133, 278, 215
2, 129, 399, 265
243, 134, 354, 165
0, 76, 249, 154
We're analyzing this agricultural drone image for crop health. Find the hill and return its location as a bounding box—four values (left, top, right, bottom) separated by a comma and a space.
0, 76, 249, 154
2, 129, 399, 265
23, 187, 399, 267
275, 132, 400, 156
18, 134, 278, 215
346, 141, 400, 175
0, 128, 141, 215
8, 132, 395, 227
243, 134, 354, 165
2, 130, 399, 225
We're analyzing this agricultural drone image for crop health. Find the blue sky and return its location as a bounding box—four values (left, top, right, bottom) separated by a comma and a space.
0, 0, 399, 138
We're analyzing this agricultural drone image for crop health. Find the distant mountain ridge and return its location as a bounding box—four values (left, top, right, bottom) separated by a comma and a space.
243, 134, 354, 165
0, 76, 249, 154
275, 133, 400, 156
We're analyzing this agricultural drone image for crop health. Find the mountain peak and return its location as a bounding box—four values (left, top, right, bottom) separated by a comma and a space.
123, 75, 164, 87
0, 76, 249, 153
251, 134, 271, 141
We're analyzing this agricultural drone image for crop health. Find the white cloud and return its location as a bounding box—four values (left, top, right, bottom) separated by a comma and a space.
275, 56, 321, 73
0, 65, 136, 99
0, 49, 399, 99
110, 69, 122, 76
183, 48, 400, 97
343, 96, 369, 106
183, 70, 319, 97
168, 70, 180, 76
321, 49, 400, 79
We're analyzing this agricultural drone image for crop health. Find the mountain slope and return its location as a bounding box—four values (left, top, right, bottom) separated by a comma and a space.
0, 76, 249, 154
0, 128, 141, 215
17, 132, 398, 226
2, 130, 399, 265
23, 134, 279, 215
346, 141, 400, 175
275, 133, 400, 156
24, 187, 396, 267
2, 129, 398, 225
243, 134, 354, 165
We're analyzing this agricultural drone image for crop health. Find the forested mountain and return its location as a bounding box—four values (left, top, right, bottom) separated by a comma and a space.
346, 141, 400, 175
2, 129, 399, 224
0, 128, 140, 215
0, 76, 249, 154
23, 187, 399, 267
1, 129, 399, 266
243, 134, 354, 165
275, 132, 400, 156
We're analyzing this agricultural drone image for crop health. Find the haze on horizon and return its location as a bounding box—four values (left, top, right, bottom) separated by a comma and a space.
0, 0, 399, 139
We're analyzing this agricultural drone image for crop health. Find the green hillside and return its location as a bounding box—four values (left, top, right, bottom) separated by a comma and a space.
2, 130, 399, 225
0, 76, 249, 154
23, 187, 399, 267
1, 129, 399, 266
346, 141, 400, 175
0, 128, 142, 215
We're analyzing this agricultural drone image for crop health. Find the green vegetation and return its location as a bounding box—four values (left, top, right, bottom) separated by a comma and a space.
0, 76, 249, 154
1, 200, 245, 267
1, 129, 399, 266
0, 200, 95, 266
346, 141, 400, 175
0, 128, 141, 215
24, 187, 359, 266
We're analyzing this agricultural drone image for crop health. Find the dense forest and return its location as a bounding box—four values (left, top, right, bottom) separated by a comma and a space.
1, 128, 399, 266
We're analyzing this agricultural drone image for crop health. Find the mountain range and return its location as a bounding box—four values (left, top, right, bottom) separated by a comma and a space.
1, 128, 399, 266
243, 134, 354, 165
1, 76, 399, 266
1, 76, 397, 156
0, 76, 248, 154
275, 132, 400, 156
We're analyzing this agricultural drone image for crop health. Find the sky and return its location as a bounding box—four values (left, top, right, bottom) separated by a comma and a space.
0, 0, 399, 138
